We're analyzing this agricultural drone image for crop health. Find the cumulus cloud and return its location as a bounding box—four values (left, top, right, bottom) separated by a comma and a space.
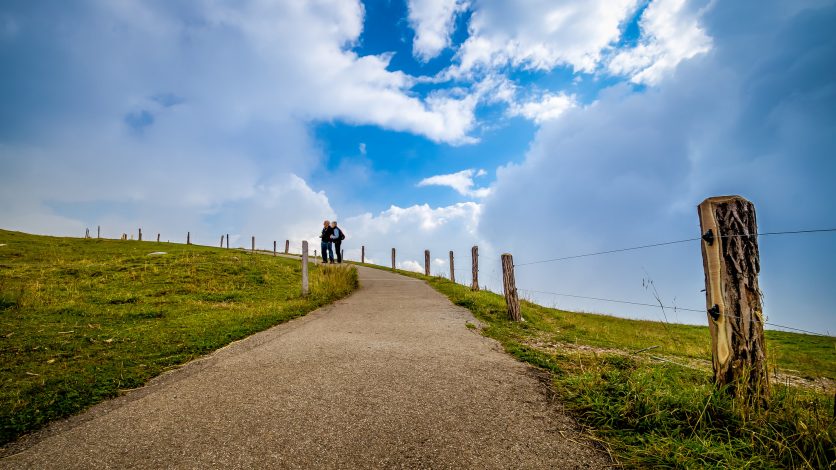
407, 0, 469, 61
608, 0, 713, 84
479, 0, 836, 332
418, 169, 491, 198
508, 92, 577, 123
452, 0, 640, 76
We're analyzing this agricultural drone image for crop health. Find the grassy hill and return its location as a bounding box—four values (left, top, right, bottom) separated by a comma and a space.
371, 264, 835, 469
0, 229, 357, 446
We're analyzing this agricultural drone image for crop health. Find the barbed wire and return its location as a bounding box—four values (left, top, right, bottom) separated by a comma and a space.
514, 228, 836, 267
519, 288, 832, 337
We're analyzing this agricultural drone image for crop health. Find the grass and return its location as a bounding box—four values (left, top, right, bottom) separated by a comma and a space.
363, 264, 835, 469
0, 229, 357, 446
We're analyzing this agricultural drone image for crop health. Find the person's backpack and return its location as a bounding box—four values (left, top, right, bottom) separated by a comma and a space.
338, 228, 346, 240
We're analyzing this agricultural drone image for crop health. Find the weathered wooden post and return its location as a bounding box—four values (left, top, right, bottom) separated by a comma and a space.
471, 245, 479, 291
157, 233, 160, 243
251, 236, 255, 252
391, 248, 396, 269
187, 232, 191, 245
285, 240, 290, 254
341, 249, 345, 262
301, 241, 309, 296
698, 195, 769, 404
138, 228, 142, 241
273, 240, 277, 256
226, 234, 229, 249
424, 250, 431, 276
361, 245, 365, 264
97, 226, 100, 239
501, 253, 521, 321
85, 228, 90, 239
449, 251, 455, 283
220, 235, 224, 248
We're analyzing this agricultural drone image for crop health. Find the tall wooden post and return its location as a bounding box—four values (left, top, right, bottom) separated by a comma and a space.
449, 251, 455, 283
301, 241, 309, 296
501, 254, 521, 321
471, 246, 479, 291
97, 226, 100, 239
273, 240, 277, 256
157, 233, 160, 242
424, 250, 431, 276
698, 195, 769, 404
220, 235, 224, 248
361, 245, 365, 264
391, 248, 396, 270
341, 249, 345, 262
85, 228, 90, 239
285, 240, 289, 254
138, 228, 142, 241
187, 232, 191, 245
251, 236, 255, 252
226, 234, 230, 249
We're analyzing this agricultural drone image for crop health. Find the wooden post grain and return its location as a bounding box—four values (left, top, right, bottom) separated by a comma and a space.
449, 251, 455, 283
471, 246, 479, 291
361, 245, 365, 264
187, 232, 191, 245
424, 250, 431, 276
285, 240, 289, 254
273, 240, 277, 256
301, 241, 309, 296
501, 253, 521, 321
138, 228, 142, 241
698, 195, 769, 404
391, 248, 396, 270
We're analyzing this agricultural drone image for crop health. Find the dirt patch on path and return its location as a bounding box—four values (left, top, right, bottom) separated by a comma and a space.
1, 266, 610, 469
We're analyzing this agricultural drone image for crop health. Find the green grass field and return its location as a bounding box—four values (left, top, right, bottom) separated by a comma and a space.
365, 264, 834, 469
0, 229, 357, 446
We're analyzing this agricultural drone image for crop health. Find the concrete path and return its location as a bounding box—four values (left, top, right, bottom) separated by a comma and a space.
1, 266, 609, 469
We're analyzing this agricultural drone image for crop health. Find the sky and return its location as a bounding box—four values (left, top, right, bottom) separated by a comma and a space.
1, 0, 834, 334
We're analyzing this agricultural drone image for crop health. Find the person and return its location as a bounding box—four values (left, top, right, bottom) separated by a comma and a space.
319, 220, 334, 264
330, 221, 345, 263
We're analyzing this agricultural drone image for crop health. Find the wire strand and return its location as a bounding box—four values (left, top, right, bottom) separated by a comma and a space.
514, 227, 836, 267
518, 288, 832, 337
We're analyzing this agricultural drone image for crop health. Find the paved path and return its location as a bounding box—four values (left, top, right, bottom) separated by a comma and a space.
1, 266, 608, 469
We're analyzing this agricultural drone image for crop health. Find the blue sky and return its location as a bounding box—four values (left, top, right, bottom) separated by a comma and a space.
1, 0, 834, 334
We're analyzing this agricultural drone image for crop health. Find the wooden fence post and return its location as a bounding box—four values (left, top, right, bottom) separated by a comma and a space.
97, 226, 100, 239
157, 233, 160, 243
85, 228, 90, 239
471, 246, 479, 291
391, 248, 396, 270
301, 241, 309, 296
251, 236, 255, 252
341, 249, 345, 262
449, 251, 455, 283
501, 253, 521, 321
138, 228, 142, 241
361, 245, 365, 264
220, 235, 224, 248
698, 195, 769, 404
424, 250, 431, 276
226, 234, 229, 249
285, 240, 289, 254
187, 232, 191, 245
273, 240, 277, 256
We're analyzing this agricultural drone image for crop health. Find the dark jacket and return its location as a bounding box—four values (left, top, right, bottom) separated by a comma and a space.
320, 226, 334, 242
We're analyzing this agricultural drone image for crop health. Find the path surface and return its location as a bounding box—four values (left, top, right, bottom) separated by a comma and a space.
1, 265, 609, 469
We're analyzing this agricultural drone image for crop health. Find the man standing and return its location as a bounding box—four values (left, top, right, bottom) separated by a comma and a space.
320, 220, 334, 264
330, 221, 345, 263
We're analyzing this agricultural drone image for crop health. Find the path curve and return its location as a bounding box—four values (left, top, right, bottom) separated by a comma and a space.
1, 265, 609, 469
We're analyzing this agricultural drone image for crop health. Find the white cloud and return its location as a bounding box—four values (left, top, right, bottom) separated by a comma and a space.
608, 0, 713, 85
452, 0, 640, 76
407, 0, 469, 61
417, 169, 492, 198
509, 92, 577, 123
